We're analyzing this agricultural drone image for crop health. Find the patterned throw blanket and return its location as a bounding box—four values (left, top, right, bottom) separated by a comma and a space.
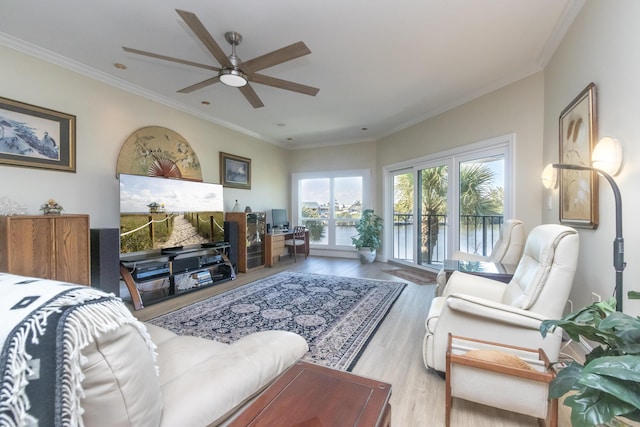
0, 273, 156, 427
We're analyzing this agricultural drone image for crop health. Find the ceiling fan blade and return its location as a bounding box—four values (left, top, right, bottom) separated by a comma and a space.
251, 74, 319, 96
238, 84, 264, 108
175, 9, 233, 69
123, 47, 220, 72
241, 41, 311, 73
177, 76, 220, 93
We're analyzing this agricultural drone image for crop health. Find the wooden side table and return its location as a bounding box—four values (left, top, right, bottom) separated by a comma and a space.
228, 361, 392, 426
445, 334, 557, 427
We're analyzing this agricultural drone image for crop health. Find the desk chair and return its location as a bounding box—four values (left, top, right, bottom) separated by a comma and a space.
284, 226, 307, 262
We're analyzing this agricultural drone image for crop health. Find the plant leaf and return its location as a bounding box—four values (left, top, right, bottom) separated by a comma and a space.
549, 362, 583, 398
565, 387, 637, 427
600, 312, 640, 333
580, 374, 640, 411
544, 319, 618, 348
565, 388, 616, 427
586, 356, 640, 381
581, 357, 640, 408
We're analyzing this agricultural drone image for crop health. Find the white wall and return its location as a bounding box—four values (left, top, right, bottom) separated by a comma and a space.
0, 45, 289, 228
288, 140, 377, 206
376, 72, 545, 233
543, 0, 640, 314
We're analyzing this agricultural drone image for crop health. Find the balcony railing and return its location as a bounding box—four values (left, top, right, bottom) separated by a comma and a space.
459, 215, 504, 256
393, 213, 504, 265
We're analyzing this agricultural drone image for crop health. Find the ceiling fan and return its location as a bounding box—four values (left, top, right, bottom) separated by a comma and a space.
122, 9, 319, 108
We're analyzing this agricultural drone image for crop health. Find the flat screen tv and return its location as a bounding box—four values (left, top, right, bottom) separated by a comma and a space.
119, 174, 224, 255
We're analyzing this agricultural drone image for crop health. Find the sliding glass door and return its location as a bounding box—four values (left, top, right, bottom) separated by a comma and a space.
391, 170, 414, 261
417, 162, 449, 268
457, 154, 505, 258
390, 162, 449, 269
387, 137, 511, 270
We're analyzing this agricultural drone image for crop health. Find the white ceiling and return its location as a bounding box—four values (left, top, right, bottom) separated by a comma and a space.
0, 0, 583, 149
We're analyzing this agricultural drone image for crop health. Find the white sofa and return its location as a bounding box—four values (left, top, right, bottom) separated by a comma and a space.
82, 324, 308, 427
0, 273, 308, 427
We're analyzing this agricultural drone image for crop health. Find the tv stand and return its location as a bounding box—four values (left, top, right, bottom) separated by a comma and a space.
120, 243, 234, 310
160, 246, 184, 254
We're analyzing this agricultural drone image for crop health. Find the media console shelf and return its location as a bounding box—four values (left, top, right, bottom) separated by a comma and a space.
120, 243, 234, 310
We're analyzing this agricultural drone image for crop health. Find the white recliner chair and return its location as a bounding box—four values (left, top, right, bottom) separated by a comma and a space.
424, 223, 579, 372
435, 219, 525, 295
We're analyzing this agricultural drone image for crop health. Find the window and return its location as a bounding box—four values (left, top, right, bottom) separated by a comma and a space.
293, 170, 369, 249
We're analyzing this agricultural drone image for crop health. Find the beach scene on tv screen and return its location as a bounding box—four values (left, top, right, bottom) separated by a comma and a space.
119, 174, 224, 254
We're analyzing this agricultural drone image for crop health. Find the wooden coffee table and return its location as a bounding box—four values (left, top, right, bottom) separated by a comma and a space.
228, 361, 392, 426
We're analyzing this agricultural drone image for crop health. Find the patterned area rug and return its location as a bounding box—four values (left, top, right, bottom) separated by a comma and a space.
148, 272, 406, 371
383, 268, 438, 286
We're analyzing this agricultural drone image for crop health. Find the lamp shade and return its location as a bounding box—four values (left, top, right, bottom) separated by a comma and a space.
592, 137, 622, 175
541, 163, 558, 189
219, 69, 248, 87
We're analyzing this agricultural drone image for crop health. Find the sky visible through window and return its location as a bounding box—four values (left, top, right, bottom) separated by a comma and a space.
300, 177, 362, 214
119, 174, 223, 213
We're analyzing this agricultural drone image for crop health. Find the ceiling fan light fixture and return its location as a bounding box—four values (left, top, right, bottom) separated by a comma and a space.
219, 68, 248, 87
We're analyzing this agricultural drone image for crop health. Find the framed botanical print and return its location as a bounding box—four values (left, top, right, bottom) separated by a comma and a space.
559, 82, 598, 229
220, 152, 251, 189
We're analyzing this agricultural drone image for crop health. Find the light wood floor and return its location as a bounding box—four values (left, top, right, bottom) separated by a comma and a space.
130, 257, 571, 426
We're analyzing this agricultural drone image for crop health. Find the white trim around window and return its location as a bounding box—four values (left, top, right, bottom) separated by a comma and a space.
292, 169, 371, 257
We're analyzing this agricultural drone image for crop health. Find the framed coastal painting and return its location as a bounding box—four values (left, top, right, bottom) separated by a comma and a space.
0, 96, 76, 172
558, 82, 598, 229
220, 152, 251, 189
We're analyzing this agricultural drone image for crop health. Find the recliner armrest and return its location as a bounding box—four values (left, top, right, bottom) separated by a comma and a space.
443, 271, 507, 301
445, 293, 549, 330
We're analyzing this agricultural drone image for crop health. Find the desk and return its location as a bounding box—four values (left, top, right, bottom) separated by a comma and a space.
228, 361, 391, 427
443, 259, 517, 284
264, 230, 309, 267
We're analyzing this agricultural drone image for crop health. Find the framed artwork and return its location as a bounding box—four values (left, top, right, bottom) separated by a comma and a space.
559, 82, 598, 229
220, 152, 251, 189
0, 96, 76, 172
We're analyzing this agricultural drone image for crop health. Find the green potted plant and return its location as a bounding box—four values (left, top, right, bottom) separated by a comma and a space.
540, 298, 640, 427
351, 209, 382, 263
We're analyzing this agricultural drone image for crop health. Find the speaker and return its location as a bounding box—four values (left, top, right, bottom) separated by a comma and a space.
90, 228, 120, 295
224, 221, 239, 273
266, 223, 271, 234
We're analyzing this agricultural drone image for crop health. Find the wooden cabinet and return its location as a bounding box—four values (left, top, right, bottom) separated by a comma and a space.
225, 212, 266, 272
0, 214, 90, 285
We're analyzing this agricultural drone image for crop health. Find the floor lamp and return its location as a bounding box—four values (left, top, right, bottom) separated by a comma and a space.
542, 137, 625, 311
